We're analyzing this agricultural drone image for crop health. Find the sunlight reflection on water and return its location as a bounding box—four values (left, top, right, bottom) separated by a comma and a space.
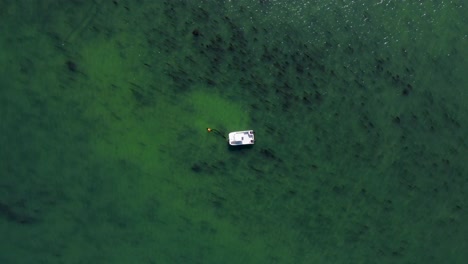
223, 0, 466, 46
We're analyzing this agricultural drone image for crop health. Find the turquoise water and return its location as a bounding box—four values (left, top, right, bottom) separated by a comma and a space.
1, 1, 467, 263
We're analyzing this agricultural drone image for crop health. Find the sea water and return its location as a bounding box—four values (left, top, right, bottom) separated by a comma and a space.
1, 1, 467, 263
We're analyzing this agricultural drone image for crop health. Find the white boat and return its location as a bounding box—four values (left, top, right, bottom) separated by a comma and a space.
228, 130, 255, 146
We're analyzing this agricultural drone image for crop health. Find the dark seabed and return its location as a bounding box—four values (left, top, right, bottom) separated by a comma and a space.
1, 0, 467, 263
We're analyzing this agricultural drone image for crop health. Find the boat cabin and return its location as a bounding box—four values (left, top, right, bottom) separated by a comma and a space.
228, 130, 255, 146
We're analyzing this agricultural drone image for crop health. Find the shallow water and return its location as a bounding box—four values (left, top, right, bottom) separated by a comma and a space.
1, 1, 467, 263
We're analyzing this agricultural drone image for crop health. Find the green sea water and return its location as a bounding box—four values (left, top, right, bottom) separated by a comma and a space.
1, 0, 467, 263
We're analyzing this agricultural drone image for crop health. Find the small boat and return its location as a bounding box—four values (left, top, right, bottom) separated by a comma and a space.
228, 130, 255, 146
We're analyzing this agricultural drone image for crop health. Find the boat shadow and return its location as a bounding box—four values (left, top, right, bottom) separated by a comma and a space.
228, 144, 254, 151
